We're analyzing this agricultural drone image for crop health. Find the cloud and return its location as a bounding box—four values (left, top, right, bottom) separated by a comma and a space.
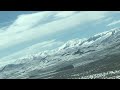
0, 39, 64, 61
0, 11, 110, 58
107, 20, 120, 27
104, 17, 113, 22
113, 11, 120, 14
54, 11, 78, 18
24, 39, 64, 54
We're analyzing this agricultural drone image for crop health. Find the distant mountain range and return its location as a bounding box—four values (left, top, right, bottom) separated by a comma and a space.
0, 28, 120, 79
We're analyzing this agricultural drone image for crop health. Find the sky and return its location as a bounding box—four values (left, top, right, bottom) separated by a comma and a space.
0, 11, 120, 61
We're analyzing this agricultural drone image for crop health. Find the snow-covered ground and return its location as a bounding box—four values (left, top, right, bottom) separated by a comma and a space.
78, 70, 120, 79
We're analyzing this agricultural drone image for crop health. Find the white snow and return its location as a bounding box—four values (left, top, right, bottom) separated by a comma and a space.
80, 70, 120, 79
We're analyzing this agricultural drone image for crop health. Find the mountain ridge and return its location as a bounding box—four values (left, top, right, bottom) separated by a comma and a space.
0, 28, 120, 79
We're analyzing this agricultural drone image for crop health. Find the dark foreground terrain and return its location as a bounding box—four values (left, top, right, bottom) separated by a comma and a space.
29, 42, 120, 79
40, 54, 120, 79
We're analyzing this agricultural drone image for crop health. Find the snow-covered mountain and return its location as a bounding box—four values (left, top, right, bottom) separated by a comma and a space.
0, 28, 120, 79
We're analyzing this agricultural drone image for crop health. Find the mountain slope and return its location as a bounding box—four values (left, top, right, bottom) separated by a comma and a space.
0, 28, 120, 79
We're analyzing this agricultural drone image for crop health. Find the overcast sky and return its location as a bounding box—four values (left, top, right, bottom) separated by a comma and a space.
0, 11, 120, 61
